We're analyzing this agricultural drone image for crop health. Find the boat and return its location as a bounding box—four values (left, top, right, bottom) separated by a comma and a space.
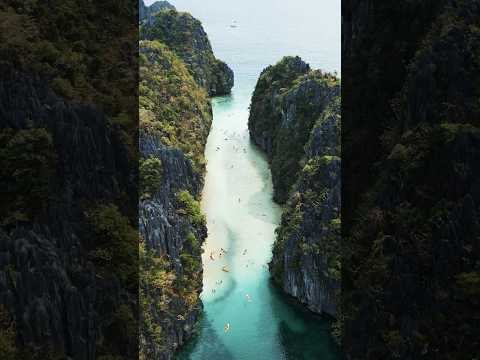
224, 323, 230, 332
222, 265, 230, 273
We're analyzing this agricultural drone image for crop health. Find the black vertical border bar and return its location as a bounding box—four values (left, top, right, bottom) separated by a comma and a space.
342, 1, 480, 359
0, 1, 140, 359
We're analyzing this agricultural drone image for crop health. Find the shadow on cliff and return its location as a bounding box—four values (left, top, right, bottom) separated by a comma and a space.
267, 282, 342, 360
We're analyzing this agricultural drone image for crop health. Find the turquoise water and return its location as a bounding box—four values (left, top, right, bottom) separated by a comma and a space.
146, 0, 341, 358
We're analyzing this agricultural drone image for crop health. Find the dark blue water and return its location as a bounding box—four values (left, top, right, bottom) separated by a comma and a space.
146, 1, 341, 358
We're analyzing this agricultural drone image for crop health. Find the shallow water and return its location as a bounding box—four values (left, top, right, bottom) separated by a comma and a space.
147, 0, 341, 358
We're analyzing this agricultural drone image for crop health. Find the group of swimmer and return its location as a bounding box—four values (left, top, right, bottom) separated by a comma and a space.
210, 247, 250, 260
211, 279, 223, 294
214, 129, 247, 156
209, 247, 228, 261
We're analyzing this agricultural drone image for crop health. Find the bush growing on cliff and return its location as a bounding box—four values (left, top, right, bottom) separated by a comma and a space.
140, 156, 163, 199
253, 60, 342, 324
176, 190, 205, 226
140, 9, 233, 96
249, 57, 340, 203
139, 235, 202, 356
139, 241, 171, 354
87, 204, 138, 290
0, 1, 137, 121
139, 40, 211, 171
0, 128, 56, 226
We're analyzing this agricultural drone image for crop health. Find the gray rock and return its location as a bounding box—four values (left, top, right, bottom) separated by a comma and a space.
0, 65, 136, 359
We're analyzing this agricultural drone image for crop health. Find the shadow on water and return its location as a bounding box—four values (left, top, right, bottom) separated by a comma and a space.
207, 277, 237, 305
245, 140, 281, 225
267, 282, 343, 360
213, 94, 234, 105
176, 314, 234, 359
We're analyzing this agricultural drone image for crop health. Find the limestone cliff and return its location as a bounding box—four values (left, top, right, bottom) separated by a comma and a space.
140, 7, 234, 96
138, 40, 211, 360
249, 56, 341, 317
138, 3, 235, 357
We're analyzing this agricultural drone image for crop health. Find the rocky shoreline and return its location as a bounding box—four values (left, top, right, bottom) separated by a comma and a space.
248, 56, 341, 319
138, 2, 233, 359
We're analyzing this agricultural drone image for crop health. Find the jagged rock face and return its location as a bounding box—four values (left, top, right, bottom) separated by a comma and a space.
270, 101, 341, 318
0, 65, 137, 359
249, 57, 311, 160
139, 0, 175, 23
0, 228, 97, 360
139, 134, 206, 360
249, 57, 341, 317
140, 136, 203, 255
249, 56, 340, 203
140, 8, 234, 96
138, 36, 212, 360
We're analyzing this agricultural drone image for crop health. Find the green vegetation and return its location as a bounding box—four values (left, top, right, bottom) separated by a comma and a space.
176, 190, 206, 227
0, 1, 137, 120
456, 272, 480, 297
140, 9, 233, 96
272, 147, 341, 283
0, 306, 65, 360
139, 40, 211, 170
249, 57, 340, 203
138, 8, 214, 358
139, 229, 203, 359
140, 157, 163, 199
342, 1, 480, 358
87, 204, 138, 291
0, 1, 138, 358
139, 241, 172, 354
140, 10, 209, 56
251, 56, 341, 326
0, 128, 55, 226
